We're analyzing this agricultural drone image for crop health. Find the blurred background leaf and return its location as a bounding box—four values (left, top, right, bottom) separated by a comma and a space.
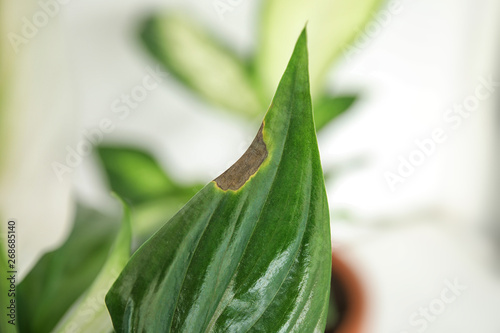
17, 205, 121, 333
139, 0, 379, 132
53, 200, 131, 333
97, 146, 183, 205
97, 146, 203, 242
314, 94, 358, 131
140, 13, 263, 117
255, 0, 384, 99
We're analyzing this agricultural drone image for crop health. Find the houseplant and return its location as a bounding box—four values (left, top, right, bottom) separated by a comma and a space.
12, 29, 333, 332
1, 0, 386, 330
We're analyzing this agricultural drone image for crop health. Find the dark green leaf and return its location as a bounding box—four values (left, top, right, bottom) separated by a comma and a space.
106, 29, 331, 332
140, 13, 263, 116
97, 146, 194, 205
96, 146, 202, 240
314, 95, 357, 131
17, 205, 121, 333
52, 199, 132, 333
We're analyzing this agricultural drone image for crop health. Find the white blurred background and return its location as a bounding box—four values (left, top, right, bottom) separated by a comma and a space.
1, 0, 500, 332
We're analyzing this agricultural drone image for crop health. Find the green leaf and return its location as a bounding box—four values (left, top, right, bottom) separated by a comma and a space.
52, 199, 132, 333
140, 13, 264, 116
97, 146, 196, 205
17, 205, 121, 333
255, 0, 384, 99
106, 29, 331, 332
96, 146, 202, 239
314, 95, 357, 131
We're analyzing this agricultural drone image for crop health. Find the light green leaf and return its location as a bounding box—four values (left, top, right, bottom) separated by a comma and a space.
52, 199, 131, 333
17, 205, 121, 333
255, 0, 384, 99
314, 95, 357, 131
97, 146, 202, 240
106, 29, 331, 332
140, 13, 264, 116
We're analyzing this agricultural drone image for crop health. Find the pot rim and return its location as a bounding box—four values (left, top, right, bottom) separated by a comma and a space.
331, 251, 365, 333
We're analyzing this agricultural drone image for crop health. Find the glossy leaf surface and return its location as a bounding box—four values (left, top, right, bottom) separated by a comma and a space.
106, 29, 331, 332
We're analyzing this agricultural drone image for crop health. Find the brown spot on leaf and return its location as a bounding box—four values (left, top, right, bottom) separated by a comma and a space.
215, 123, 268, 191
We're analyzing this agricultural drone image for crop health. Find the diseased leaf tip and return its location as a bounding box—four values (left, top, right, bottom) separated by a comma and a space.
214, 123, 268, 191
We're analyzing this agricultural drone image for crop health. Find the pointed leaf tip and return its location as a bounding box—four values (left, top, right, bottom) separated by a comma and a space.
214, 28, 312, 192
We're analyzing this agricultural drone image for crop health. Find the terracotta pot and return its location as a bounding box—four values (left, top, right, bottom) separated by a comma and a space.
325, 252, 366, 333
